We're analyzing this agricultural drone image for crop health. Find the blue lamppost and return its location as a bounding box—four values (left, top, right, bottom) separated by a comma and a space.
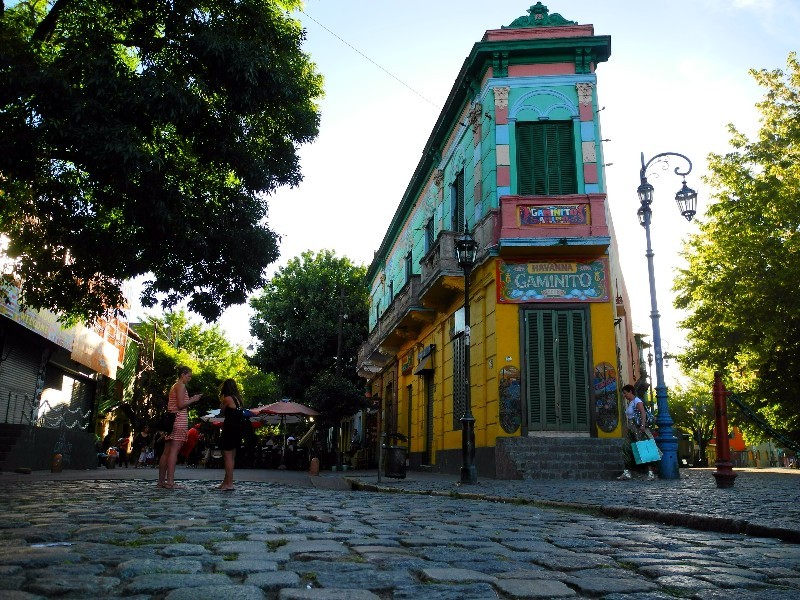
637, 151, 698, 480
455, 230, 478, 484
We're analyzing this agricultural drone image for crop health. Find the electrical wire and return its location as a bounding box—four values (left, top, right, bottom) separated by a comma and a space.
300, 9, 441, 110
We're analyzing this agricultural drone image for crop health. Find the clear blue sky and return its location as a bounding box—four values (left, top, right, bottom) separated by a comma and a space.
190, 1, 798, 379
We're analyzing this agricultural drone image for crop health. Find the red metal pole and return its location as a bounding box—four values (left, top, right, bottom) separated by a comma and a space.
712, 371, 737, 488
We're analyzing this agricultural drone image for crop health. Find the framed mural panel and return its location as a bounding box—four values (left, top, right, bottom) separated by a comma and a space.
497, 258, 609, 303
593, 361, 619, 433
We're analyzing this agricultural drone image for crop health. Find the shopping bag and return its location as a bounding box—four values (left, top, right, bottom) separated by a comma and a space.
632, 438, 661, 464
154, 411, 176, 433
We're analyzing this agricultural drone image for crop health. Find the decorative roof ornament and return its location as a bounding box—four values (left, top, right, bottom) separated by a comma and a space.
504, 3, 577, 28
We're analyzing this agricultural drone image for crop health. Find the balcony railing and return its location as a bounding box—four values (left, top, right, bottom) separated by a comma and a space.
357, 275, 431, 377
418, 230, 465, 309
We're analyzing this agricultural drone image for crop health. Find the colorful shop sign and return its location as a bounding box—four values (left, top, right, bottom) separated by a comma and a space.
497, 258, 609, 303
401, 351, 413, 375
518, 204, 588, 226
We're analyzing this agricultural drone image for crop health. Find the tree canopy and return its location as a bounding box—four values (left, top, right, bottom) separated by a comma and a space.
249, 250, 369, 422
674, 52, 800, 442
109, 309, 278, 426
0, 0, 322, 323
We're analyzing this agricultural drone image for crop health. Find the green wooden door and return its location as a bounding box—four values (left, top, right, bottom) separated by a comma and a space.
524, 309, 590, 431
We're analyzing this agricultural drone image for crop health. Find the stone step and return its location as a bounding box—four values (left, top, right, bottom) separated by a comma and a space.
495, 436, 624, 480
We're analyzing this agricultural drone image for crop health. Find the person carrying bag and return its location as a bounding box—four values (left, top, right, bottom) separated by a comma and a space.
617, 384, 659, 481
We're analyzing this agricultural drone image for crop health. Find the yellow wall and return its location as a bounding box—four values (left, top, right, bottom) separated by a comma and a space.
395, 256, 623, 463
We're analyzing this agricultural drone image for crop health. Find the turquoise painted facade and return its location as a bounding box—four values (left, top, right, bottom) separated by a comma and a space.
357, 4, 638, 477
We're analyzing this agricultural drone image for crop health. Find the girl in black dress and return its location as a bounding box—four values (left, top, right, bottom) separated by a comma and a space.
218, 379, 243, 490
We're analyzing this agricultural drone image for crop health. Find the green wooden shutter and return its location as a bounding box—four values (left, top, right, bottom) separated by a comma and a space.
526, 310, 556, 428
525, 310, 542, 428
552, 122, 577, 195
517, 124, 534, 196
555, 310, 572, 425
517, 121, 576, 196
525, 309, 590, 431
570, 310, 590, 427
452, 171, 465, 232
425, 218, 434, 252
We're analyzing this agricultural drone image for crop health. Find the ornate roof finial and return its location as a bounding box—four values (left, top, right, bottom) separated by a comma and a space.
503, 3, 577, 29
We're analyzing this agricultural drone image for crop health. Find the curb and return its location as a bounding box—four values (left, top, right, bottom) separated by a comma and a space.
346, 478, 800, 544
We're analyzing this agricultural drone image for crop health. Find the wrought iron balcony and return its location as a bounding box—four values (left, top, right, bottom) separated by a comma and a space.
418, 230, 465, 310
356, 275, 433, 378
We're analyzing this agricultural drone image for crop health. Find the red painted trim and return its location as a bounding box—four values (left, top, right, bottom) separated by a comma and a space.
495, 106, 508, 125
508, 63, 574, 77
497, 165, 510, 187
583, 163, 598, 184
483, 25, 595, 42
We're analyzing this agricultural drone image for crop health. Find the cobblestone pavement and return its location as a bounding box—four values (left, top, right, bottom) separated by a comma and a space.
0, 472, 799, 599
347, 467, 800, 542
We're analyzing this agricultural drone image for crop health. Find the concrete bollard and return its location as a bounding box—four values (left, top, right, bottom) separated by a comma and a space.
308, 457, 320, 476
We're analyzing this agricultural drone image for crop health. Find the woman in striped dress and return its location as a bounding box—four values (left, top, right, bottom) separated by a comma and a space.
157, 366, 202, 489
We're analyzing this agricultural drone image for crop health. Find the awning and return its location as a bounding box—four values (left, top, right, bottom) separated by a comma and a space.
413, 354, 434, 375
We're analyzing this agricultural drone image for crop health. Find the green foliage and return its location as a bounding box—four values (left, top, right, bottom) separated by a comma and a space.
0, 0, 322, 323
674, 52, 800, 441
249, 250, 369, 417
667, 371, 716, 465
128, 309, 278, 423
303, 370, 366, 427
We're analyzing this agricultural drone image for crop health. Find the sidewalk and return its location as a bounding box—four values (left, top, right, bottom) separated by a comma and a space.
2, 464, 798, 542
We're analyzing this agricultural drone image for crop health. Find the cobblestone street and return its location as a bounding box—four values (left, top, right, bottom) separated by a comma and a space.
0, 471, 799, 599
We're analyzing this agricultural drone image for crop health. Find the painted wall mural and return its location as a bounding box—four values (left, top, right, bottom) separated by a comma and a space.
497, 258, 609, 303
593, 361, 619, 433
499, 366, 521, 434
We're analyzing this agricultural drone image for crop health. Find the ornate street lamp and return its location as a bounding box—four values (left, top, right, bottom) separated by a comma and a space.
637, 151, 698, 480
455, 230, 478, 484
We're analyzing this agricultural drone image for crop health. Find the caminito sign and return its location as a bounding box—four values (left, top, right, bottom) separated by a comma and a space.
497, 258, 608, 303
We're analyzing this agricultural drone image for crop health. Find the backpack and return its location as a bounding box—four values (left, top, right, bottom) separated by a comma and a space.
632, 403, 656, 428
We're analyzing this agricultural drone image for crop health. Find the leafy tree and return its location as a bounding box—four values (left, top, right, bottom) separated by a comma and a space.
667, 372, 716, 466
674, 52, 800, 443
249, 250, 369, 417
123, 310, 279, 425
303, 370, 366, 429
0, 0, 322, 323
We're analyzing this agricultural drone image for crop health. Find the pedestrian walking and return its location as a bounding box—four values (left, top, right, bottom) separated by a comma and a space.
131, 426, 150, 469
617, 384, 657, 481
117, 434, 131, 468
217, 378, 244, 491
157, 366, 202, 489
179, 423, 202, 465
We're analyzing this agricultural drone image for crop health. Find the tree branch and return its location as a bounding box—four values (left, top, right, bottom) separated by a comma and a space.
31, 0, 73, 43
